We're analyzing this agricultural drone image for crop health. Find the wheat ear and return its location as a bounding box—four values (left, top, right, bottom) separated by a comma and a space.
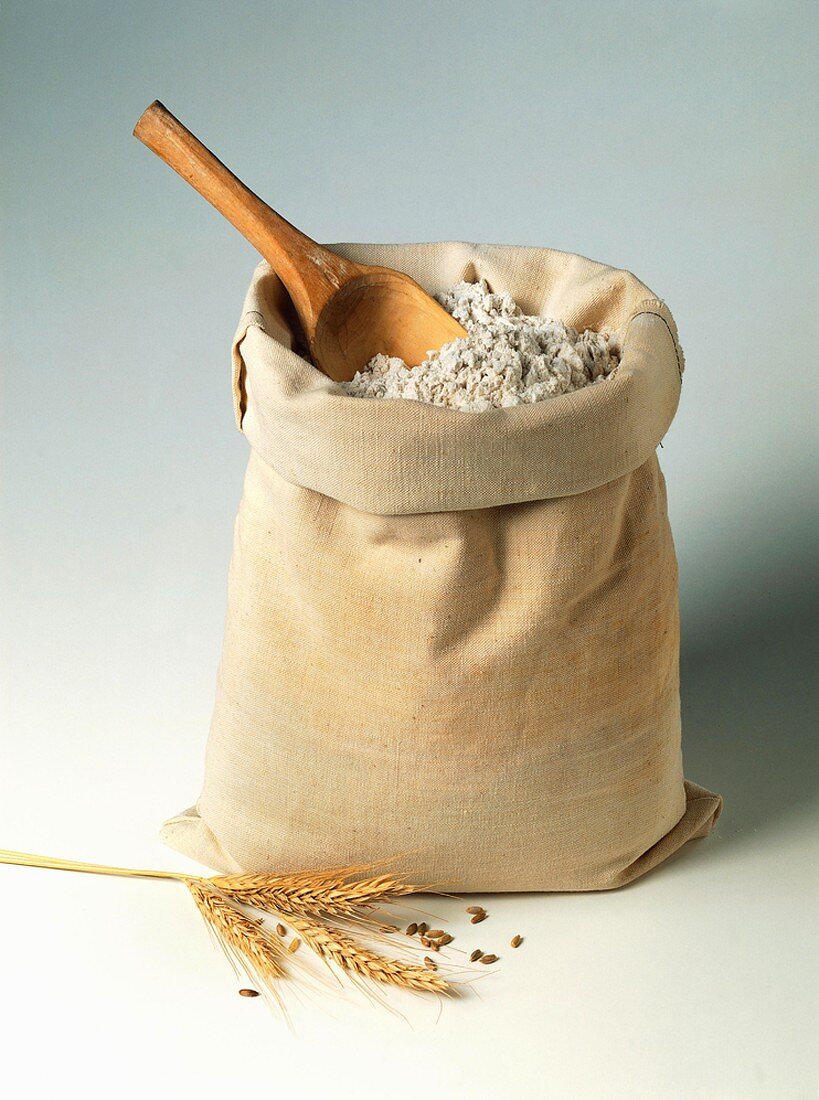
289, 915, 452, 994
211, 869, 414, 917
187, 881, 288, 982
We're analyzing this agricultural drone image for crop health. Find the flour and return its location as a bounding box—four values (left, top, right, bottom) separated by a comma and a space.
341, 279, 621, 411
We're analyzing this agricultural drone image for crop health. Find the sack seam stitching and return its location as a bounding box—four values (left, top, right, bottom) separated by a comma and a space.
626, 305, 684, 382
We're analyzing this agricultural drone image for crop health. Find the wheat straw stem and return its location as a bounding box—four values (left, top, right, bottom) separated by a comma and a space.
0, 849, 201, 883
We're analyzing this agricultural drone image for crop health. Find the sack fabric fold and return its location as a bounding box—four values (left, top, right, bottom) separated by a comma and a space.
162, 242, 722, 891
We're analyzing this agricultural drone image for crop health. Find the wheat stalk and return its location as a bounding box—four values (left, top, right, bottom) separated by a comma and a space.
0, 848, 457, 1007
289, 915, 452, 994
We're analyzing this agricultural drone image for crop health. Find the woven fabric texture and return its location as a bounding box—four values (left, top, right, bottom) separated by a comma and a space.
162, 242, 721, 890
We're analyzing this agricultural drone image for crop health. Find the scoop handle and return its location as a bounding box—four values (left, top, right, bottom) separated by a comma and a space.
133, 101, 357, 332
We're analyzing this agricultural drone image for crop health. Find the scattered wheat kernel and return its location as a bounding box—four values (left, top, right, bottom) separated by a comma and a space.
470, 912, 487, 924
438, 933, 454, 946
428, 929, 445, 938
511, 935, 523, 948
423, 957, 437, 970
430, 942, 440, 952
417, 922, 429, 935
238, 988, 260, 998
276, 923, 287, 937
466, 906, 484, 915
406, 922, 418, 936
470, 949, 484, 962
480, 954, 498, 964
287, 937, 302, 954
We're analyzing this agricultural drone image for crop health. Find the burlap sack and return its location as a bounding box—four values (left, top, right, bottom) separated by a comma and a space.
162, 242, 722, 891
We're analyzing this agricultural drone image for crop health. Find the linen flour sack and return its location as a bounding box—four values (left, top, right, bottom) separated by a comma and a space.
162, 242, 722, 891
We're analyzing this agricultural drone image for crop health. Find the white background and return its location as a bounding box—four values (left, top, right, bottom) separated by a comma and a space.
1, 2, 816, 1097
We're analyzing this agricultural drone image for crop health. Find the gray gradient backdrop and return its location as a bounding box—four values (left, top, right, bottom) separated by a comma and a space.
1, 2, 817, 1095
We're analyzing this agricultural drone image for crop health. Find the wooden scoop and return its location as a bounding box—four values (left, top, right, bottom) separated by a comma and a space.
133, 101, 466, 381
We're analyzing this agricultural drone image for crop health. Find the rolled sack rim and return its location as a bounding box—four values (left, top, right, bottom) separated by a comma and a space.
230, 243, 684, 516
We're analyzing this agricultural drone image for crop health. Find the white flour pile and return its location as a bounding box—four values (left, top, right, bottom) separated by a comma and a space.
341, 279, 621, 411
